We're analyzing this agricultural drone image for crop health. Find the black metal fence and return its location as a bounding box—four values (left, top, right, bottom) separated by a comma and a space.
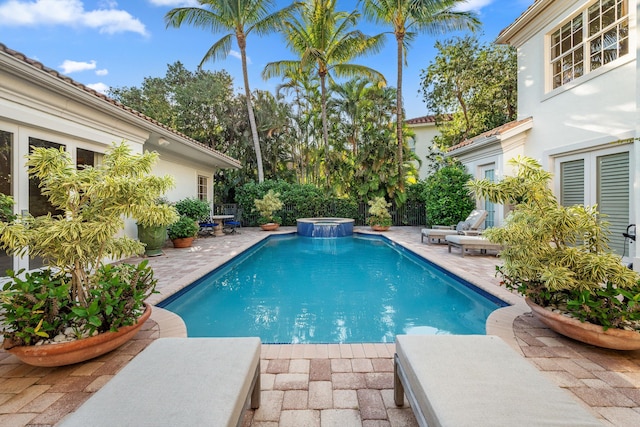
217, 202, 426, 227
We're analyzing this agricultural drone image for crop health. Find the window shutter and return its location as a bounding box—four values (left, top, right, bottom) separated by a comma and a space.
598, 152, 629, 255
560, 160, 585, 206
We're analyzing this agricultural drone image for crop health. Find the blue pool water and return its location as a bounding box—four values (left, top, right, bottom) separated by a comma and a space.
159, 235, 507, 343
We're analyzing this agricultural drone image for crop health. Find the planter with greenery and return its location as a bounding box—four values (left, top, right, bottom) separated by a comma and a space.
368, 196, 392, 231
0, 142, 178, 366
137, 197, 173, 257
469, 156, 640, 350
254, 189, 283, 230
167, 215, 199, 248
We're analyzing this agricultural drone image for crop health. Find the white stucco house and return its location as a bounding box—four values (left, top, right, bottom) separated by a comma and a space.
446, 0, 637, 264
406, 115, 441, 180
0, 43, 241, 276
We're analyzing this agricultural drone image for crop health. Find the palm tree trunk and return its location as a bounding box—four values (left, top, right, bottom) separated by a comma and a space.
320, 72, 330, 186
240, 45, 265, 183
396, 36, 404, 191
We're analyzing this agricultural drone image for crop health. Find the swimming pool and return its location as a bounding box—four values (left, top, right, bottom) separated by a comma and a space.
159, 234, 507, 343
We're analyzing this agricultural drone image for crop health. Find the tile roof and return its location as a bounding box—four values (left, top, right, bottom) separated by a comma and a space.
405, 114, 452, 125
447, 117, 533, 153
0, 43, 240, 168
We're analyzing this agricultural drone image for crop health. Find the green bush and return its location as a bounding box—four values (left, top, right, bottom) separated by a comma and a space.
423, 164, 475, 226
167, 215, 199, 239
174, 197, 210, 221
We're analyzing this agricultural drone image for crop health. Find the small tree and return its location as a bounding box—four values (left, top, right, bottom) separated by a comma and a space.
367, 196, 392, 227
423, 164, 475, 226
254, 189, 283, 224
0, 142, 178, 306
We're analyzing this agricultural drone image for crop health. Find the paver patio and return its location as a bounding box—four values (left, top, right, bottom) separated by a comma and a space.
1, 226, 639, 426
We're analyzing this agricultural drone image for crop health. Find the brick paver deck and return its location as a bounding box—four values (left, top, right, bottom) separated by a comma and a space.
1, 227, 639, 426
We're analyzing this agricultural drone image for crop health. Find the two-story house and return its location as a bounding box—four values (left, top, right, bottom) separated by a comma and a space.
448, 0, 636, 265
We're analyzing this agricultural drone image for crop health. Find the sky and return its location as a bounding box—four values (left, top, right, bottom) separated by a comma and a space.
0, 0, 532, 119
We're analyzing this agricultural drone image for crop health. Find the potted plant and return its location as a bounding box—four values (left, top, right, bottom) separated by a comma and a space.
468, 156, 640, 350
167, 215, 199, 248
137, 197, 173, 257
368, 196, 392, 231
254, 189, 283, 231
0, 142, 178, 366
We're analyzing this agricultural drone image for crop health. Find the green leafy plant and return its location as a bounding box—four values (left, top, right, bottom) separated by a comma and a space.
254, 189, 283, 225
167, 215, 199, 240
174, 197, 210, 221
469, 156, 640, 330
0, 193, 15, 222
423, 163, 475, 226
0, 142, 177, 347
367, 196, 392, 227
1, 262, 157, 347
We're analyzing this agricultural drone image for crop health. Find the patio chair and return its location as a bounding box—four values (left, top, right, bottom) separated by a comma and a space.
445, 234, 502, 257
421, 209, 487, 244
198, 220, 218, 236
223, 207, 242, 234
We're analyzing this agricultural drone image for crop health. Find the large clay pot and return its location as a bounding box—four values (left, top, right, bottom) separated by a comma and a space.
371, 225, 390, 232
171, 237, 195, 248
137, 224, 167, 257
260, 223, 280, 231
526, 298, 640, 350
4, 304, 152, 367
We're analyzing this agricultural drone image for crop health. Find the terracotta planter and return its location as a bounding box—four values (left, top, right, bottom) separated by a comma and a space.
171, 236, 194, 248
260, 223, 280, 231
526, 298, 640, 350
371, 225, 390, 232
4, 304, 152, 367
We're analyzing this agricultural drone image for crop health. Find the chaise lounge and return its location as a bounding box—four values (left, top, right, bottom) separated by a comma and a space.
394, 335, 602, 427
445, 234, 502, 256
60, 337, 261, 427
421, 209, 487, 244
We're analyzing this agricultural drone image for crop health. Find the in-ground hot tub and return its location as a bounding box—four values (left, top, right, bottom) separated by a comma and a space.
296, 218, 355, 238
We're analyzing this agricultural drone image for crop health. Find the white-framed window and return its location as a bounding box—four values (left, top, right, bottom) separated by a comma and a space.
479, 164, 496, 229
0, 129, 13, 277
556, 146, 630, 255
198, 175, 208, 201
550, 0, 628, 90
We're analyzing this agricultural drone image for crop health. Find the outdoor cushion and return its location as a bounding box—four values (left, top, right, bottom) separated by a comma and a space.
394, 335, 602, 427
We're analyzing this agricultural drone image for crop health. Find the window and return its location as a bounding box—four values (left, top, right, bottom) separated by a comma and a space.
0, 130, 12, 276
481, 166, 496, 228
198, 175, 208, 201
550, 0, 628, 89
77, 147, 103, 168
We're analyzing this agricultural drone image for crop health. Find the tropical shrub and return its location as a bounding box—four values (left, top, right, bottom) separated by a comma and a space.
368, 196, 392, 227
254, 190, 284, 225
174, 197, 210, 221
167, 215, 199, 240
423, 164, 475, 226
469, 156, 640, 330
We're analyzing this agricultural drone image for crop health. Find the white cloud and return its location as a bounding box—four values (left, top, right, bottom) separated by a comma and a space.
147, 0, 199, 6
230, 50, 250, 64
455, 0, 493, 12
95, 68, 108, 76
0, 0, 148, 36
86, 82, 110, 94
59, 59, 96, 74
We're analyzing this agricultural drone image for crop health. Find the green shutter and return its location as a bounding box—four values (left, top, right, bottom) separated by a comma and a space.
561, 160, 585, 206
598, 152, 629, 256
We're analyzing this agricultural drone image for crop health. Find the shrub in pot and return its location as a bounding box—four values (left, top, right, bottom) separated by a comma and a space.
167, 215, 199, 247
367, 196, 392, 231
137, 197, 173, 257
468, 156, 640, 349
0, 142, 178, 365
254, 190, 283, 230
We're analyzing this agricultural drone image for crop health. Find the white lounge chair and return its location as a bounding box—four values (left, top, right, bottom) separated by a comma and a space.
60, 337, 261, 427
421, 209, 487, 244
394, 335, 602, 427
445, 234, 502, 256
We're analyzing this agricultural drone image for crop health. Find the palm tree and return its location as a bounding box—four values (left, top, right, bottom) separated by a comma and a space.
361, 0, 479, 189
263, 0, 386, 167
165, 0, 299, 183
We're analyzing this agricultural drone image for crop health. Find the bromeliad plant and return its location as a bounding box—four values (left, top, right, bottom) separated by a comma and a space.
0, 142, 178, 346
468, 156, 640, 330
